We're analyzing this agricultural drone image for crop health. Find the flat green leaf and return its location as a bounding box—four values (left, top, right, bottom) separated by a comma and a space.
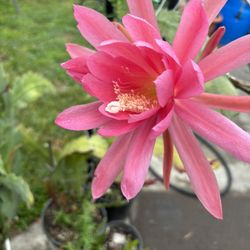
0, 64, 8, 93
0, 188, 17, 220
11, 71, 56, 109
206, 76, 238, 119
157, 9, 181, 43
60, 137, 93, 159
0, 174, 34, 207
89, 135, 109, 158
60, 135, 109, 160
0, 156, 6, 175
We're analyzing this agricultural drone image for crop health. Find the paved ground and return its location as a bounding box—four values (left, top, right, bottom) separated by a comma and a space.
131, 191, 250, 250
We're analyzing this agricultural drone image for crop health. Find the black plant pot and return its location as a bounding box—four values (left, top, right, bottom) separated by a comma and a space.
105, 220, 143, 250
96, 183, 133, 221
105, 202, 132, 222
41, 199, 107, 249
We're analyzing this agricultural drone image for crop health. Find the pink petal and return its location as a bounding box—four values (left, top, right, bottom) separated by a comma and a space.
163, 131, 173, 189
126, 0, 159, 30
173, 0, 209, 64
74, 5, 127, 48
175, 60, 204, 99
92, 134, 132, 199
203, 0, 227, 24
66, 43, 94, 58
87, 52, 152, 92
121, 118, 156, 199
98, 120, 140, 137
169, 114, 222, 219
137, 45, 165, 75
150, 105, 174, 139
199, 35, 250, 82
61, 56, 89, 83
193, 93, 250, 113
199, 27, 225, 60
82, 73, 116, 102
55, 101, 109, 131
155, 39, 180, 66
154, 70, 174, 107
175, 100, 250, 163
99, 40, 158, 77
128, 108, 159, 123
122, 14, 161, 50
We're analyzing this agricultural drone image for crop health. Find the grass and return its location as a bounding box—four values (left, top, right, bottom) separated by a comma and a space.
0, 0, 97, 84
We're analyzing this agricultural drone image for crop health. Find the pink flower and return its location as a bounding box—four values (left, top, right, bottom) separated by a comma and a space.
56, 0, 250, 219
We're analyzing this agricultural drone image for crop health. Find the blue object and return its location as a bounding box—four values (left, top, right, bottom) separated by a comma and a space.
218, 0, 250, 45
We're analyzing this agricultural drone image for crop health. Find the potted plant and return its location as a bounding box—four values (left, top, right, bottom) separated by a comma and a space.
41, 136, 109, 249
42, 198, 107, 249
105, 220, 144, 250
56, 135, 131, 222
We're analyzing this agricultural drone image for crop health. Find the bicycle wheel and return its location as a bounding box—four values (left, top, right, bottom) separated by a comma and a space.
149, 135, 232, 197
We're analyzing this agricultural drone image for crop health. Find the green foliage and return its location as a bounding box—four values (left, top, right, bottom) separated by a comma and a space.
51, 153, 89, 198
64, 200, 105, 250
0, 172, 34, 221
0, 65, 52, 237
123, 239, 140, 250
0, 155, 34, 243
10, 72, 56, 109
157, 9, 181, 43
0, 0, 110, 238
49, 134, 109, 198
109, 0, 128, 20
206, 76, 239, 119
49, 199, 106, 250
59, 135, 109, 160
0, 0, 82, 84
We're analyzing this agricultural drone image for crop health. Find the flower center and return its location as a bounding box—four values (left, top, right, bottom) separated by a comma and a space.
105, 83, 158, 114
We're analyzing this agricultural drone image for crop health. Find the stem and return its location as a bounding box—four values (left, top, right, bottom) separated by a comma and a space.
156, 0, 168, 16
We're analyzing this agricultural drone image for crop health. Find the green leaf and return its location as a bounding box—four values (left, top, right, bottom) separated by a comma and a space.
60, 137, 93, 159
206, 76, 238, 119
157, 9, 181, 43
89, 135, 109, 158
0, 174, 34, 208
54, 153, 89, 195
0, 188, 17, 220
0, 64, 8, 93
0, 174, 33, 221
0, 156, 6, 175
60, 135, 109, 160
10, 71, 56, 109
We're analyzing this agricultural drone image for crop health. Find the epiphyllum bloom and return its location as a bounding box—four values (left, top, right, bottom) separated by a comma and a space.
56, 0, 250, 219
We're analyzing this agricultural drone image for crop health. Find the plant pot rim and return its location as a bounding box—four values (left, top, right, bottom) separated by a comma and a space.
106, 220, 143, 250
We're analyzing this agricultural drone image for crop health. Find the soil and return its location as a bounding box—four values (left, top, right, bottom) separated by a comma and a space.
43, 199, 104, 246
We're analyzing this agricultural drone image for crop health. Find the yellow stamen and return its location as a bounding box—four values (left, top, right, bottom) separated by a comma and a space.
105, 83, 158, 114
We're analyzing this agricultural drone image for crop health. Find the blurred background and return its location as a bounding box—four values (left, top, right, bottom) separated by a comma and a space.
0, 0, 250, 250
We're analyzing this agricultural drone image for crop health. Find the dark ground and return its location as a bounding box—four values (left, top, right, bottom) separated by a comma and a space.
131, 191, 250, 250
